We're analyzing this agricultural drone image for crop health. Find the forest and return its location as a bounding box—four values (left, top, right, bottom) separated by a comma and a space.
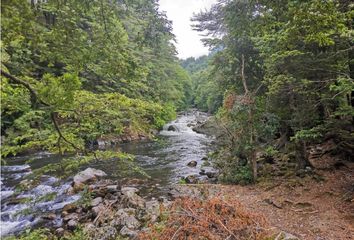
1, 0, 353, 239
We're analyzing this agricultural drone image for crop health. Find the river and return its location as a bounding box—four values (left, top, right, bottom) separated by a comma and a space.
0, 110, 213, 237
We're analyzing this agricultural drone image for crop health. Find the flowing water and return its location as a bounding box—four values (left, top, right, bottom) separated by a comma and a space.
0, 110, 213, 237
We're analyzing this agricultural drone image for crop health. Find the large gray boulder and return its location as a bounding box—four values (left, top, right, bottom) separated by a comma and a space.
144, 200, 160, 223
199, 167, 219, 178
113, 208, 140, 230
73, 168, 107, 191
121, 187, 145, 208
120, 226, 138, 238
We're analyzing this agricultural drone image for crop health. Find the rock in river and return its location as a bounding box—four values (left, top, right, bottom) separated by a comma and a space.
199, 167, 219, 178
187, 161, 197, 167
167, 125, 179, 131
184, 175, 199, 184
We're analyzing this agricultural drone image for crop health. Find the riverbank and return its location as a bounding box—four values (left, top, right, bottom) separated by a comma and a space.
143, 163, 354, 239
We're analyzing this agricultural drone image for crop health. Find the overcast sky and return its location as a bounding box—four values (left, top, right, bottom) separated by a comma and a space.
159, 0, 217, 59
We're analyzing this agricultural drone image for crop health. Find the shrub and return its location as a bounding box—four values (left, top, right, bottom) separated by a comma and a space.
140, 196, 270, 240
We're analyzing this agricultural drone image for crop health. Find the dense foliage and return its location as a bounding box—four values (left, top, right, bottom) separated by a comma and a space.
192, 0, 354, 182
181, 55, 223, 113
1, 0, 191, 162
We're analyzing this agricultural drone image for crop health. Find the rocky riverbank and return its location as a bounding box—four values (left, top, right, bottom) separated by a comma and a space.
33, 167, 170, 239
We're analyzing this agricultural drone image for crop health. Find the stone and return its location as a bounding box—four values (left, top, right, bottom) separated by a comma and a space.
92, 188, 108, 198
62, 203, 77, 213
200, 167, 218, 178
197, 176, 210, 184
91, 197, 103, 207
75, 207, 83, 214
145, 200, 160, 223
92, 204, 106, 217
55, 228, 65, 237
206, 171, 218, 179
61, 211, 69, 217
184, 175, 199, 184
85, 225, 118, 240
42, 213, 56, 220
73, 168, 107, 190
275, 231, 299, 240
121, 187, 139, 195
113, 208, 140, 229
187, 161, 197, 167
67, 219, 78, 230
66, 186, 75, 195
121, 187, 145, 208
106, 185, 119, 193
167, 125, 179, 131
63, 213, 79, 222
169, 185, 203, 199
120, 226, 138, 238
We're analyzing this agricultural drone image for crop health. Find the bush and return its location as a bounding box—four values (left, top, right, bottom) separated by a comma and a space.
219, 165, 253, 185
140, 196, 270, 239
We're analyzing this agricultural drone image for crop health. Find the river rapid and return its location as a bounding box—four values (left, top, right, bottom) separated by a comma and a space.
0, 110, 214, 237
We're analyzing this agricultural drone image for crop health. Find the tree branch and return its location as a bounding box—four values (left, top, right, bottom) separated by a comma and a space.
241, 54, 249, 95
1, 69, 48, 106
1, 70, 88, 155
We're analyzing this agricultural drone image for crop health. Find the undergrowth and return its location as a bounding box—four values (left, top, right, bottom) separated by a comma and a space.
140, 196, 271, 240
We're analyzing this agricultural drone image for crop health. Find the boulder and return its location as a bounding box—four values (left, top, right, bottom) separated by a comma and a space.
42, 213, 56, 221
121, 187, 145, 208
113, 208, 140, 229
121, 187, 139, 195
184, 175, 199, 184
120, 226, 138, 238
197, 176, 209, 184
92, 204, 106, 217
63, 213, 79, 222
62, 203, 77, 213
55, 228, 65, 237
167, 125, 179, 131
91, 197, 103, 207
85, 224, 118, 240
106, 185, 119, 193
145, 200, 160, 223
67, 219, 78, 230
200, 167, 218, 178
187, 161, 197, 167
73, 168, 107, 191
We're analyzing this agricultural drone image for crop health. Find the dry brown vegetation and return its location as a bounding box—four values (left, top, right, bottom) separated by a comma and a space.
140, 196, 271, 240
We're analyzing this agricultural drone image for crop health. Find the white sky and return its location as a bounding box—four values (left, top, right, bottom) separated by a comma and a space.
158, 0, 217, 59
